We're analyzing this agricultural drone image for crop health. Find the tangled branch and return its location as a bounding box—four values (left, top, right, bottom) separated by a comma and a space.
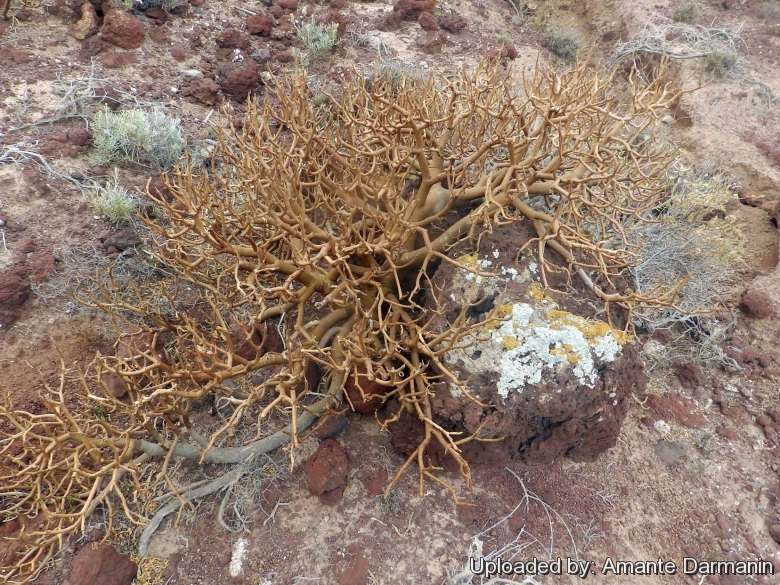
1, 57, 687, 581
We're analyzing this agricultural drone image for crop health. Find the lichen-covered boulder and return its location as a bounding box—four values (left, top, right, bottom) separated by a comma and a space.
423, 249, 647, 464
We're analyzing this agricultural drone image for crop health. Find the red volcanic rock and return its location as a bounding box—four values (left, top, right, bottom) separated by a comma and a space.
216, 27, 252, 51
218, 60, 260, 101
170, 43, 188, 61
68, 127, 91, 146
393, 0, 434, 21
0, 265, 30, 328
304, 439, 352, 504
246, 14, 272, 36
672, 360, 705, 389
416, 30, 444, 53
740, 288, 773, 319
417, 11, 438, 30
181, 78, 220, 105
344, 367, 388, 413
439, 13, 467, 32
101, 9, 145, 50
68, 544, 137, 585
101, 332, 168, 399
277, 0, 298, 11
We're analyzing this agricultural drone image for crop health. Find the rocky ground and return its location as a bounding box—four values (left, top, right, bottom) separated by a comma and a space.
1, 0, 780, 584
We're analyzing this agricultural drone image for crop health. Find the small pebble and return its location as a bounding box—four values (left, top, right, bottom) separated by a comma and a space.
181, 69, 204, 79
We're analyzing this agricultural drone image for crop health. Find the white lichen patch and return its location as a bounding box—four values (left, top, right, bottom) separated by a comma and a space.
229, 537, 248, 578
446, 254, 631, 401
449, 298, 631, 401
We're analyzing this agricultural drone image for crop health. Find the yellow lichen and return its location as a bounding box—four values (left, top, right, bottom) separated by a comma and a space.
457, 253, 479, 269
547, 309, 633, 345
527, 282, 553, 302
501, 336, 519, 350
496, 303, 514, 318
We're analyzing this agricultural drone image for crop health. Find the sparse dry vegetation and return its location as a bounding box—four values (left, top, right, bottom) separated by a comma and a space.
628, 167, 745, 363
92, 170, 140, 225
673, 3, 699, 24
544, 26, 581, 61
89, 107, 185, 170
703, 48, 738, 76
294, 20, 339, 63
1, 58, 690, 581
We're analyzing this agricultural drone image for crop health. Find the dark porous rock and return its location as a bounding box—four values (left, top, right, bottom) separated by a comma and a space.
216, 27, 252, 51
181, 77, 220, 105
420, 261, 649, 466
391, 0, 434, 22
0, 265, 31, 328
250, 48, 272, 65
101, 332, 168, 399
304, 438, 352, 504
170, 43, 188, 61
169, 1, 189, 14
416, 30, 444, 54
438, 13, 467, 32
644, 393, 707, 428
80, 36, 107, 59
17, 237, 36, 254
144, 6, 167, 22
14, 7, 33, 20
101, 9, 146, 49
103, 227, 141, 250
740, 288, 773, 319
277, 0, 298, 11
362, 466, 388, 496
672, 360, 705, 389
487, 43, 518, 61
417, 11, 438, 30
501, 43, 518, 59
147, 25, 172, 44
770, 524, 780, 544
318, 10, 347, 38
218, 60, 260, 101
344, 366, 388, 413
269, 3, 284, 18
67, 127, 91, 146
67, 543, 137, 585
335, 546, 369, 585
246, 14, 272, 36
28, 253, 56, 284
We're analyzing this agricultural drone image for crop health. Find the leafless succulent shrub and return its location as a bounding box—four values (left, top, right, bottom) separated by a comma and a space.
1, 58, 687, 581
